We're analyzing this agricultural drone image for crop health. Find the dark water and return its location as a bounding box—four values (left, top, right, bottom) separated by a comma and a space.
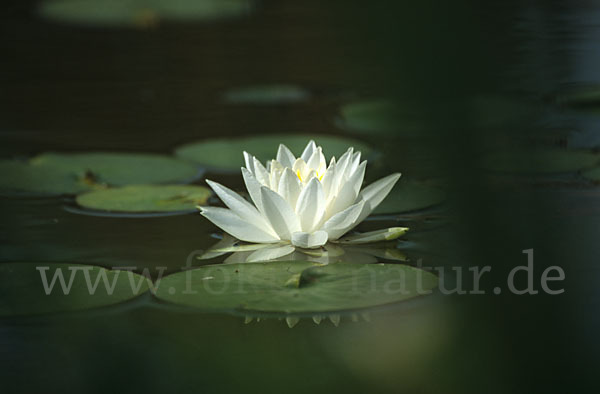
1, 1, 599, 393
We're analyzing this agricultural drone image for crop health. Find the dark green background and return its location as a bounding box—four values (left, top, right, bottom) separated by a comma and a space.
1, 1, 598, 393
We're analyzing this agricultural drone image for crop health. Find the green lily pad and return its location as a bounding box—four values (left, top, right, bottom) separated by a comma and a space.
582, 167, 600, 182
223, 85, 310, 104
373, 180, 446, 215
155, 261, 438, 314
76, 184, 211, 213
340, 99, 428, 135
481, 149, 600, 174
0, 262, 150, 317
0, 160, 89, 195
174, 135, 374, 172
0, 152, 200, 195
468, 95, 538, 129
38, 0, 251, 28
339, 100, 411, 134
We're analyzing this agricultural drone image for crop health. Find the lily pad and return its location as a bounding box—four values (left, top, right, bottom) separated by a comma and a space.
223, 85, 310, 104
372, 180, 446, 215
155, 261, 438, 314
481, 149, 599, 174
0, 152, 200, 195
338, 100, 410, 134
0, 160, 89, 195
38, 0, 251, 28
582, 167, 600, 182
174, 135, 374, 172
0, 262, 150, 317
76, 184, 211, 213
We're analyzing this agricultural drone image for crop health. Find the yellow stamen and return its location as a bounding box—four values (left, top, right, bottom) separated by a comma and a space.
296, 170, 303, 182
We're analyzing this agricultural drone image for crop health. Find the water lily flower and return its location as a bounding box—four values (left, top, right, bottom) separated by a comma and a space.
199, 140, 406, 250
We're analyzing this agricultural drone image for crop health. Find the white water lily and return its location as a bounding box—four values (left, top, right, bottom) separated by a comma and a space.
199, 140, 406, 250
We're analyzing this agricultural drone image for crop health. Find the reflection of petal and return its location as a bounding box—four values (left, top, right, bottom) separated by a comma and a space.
212, 237, 407, 265
291, 231, 328, 248
212, 243, 273, 253
345, 245, 408, 262
247, 245, 295, 262
197, 235, 238, 260
223, 250, 253, 264
200, 207, 280, 243
335, 227, 408, 245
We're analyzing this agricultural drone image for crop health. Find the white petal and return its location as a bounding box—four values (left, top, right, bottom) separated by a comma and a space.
355, 173, 401, 223
260, 186, 301, 240
246, 244, 295, 262
306, 147, 322, 171
300, 140, 317, 162
332, 148, 353, 192
327, 160, 366, 217
269, 161, 284, 191
200, 206, 280, 243
322, 200, 365, 240
291, 230, 329, 249
295, 177, 326, 232
318, 149, 327, 174
276, 144, 296, 168
292, 158, 309, 181
252, 157, 270, 187
349, 151, 362, 175
243, 151, 255, 174
335, 227, 408, 244
241, 167, 265, 213
278, 168, 302, 208
205, 180, 276, 237
320, 160, 336, 198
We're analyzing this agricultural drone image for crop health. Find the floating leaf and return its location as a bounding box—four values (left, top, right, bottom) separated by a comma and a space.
38, 0, 251, 28
0, 262, 150, 317
481, 149, 599, 174
0, 152, 200, 195
75, 184, 211, 213
338, 100, 412, 134
582, 167, 600, 182
174, 135, 374, 172
223, 85, 310, 104
0, 160, 89, 195
155, 261, 438, 314
372, 180, 446, 214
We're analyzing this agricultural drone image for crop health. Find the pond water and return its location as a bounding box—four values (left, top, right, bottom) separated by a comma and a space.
1, 1, 599, 393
